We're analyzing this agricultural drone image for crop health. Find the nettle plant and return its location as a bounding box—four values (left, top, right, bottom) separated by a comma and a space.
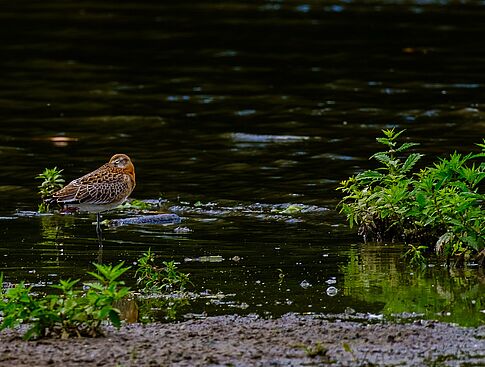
337, 129, 485, 266
36, 167, 65, 213
0, 253, 193, 340
135, 249, 191, 294
0, 263, 130, 340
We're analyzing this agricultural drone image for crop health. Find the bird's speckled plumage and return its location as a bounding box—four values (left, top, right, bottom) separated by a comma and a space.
50, 154, 136, 213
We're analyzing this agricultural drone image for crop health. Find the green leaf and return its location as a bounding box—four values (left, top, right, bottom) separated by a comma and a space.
356, 171, 383, 181
401, 153, 423, 173
470, 152, 485, 159
376, 137, 391, 146
370, 152, 391, 164
87, 271, 106, 283
108, 309, 121, 328
415, 191, 426, 207
395, 142, 420, 152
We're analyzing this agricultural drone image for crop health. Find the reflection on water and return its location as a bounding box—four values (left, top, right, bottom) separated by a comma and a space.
0, 0, 484, 326
135, 296, 191, 323
342, 244, 485, 326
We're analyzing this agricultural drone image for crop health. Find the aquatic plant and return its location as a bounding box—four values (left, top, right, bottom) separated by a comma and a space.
36, 167, 65, 212
403, 244, 428, 268
272, 204, 304, 215
117, 199, 155, 211
337, 129, 485, 266
134, 250, 193, 322
135, 249, 191, 293
0, 263, 130, 340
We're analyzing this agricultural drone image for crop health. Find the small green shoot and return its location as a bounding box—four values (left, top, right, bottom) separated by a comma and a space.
343, 342, 355, 359
135, 249, 191, 294
117, 199, 154, 211
304, 342, 328, 358
271, 204, 304, 215
293, 341, 332, 362
36, 167, 64, 212
281, 204, 304, 215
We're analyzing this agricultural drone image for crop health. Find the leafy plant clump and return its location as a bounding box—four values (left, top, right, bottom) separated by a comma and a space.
337, 129, 485, 266
0, 263, 130, 340
117, 199, 156, 211
135, 249, 191, 294
36, 167, 65, 213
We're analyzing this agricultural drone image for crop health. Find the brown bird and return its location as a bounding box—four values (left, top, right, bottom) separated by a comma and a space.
49, 154, 136, 237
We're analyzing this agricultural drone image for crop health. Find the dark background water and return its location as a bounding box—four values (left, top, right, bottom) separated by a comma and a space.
0, 1, 483, 325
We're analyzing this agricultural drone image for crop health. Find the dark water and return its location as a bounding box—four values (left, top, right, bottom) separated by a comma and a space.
0, 1, 484, 326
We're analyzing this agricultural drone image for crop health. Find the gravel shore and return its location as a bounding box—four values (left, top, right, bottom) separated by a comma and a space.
0, 314, 484, 366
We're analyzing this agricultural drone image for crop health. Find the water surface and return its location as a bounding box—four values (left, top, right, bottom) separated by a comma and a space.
0, 0, 484, 326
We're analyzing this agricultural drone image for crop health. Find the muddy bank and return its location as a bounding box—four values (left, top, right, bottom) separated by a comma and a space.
0, 314, 484, 366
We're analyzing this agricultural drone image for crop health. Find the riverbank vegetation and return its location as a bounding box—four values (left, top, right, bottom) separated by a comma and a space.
0, 254, 191, 340
337, 129, 485, 266
0, 263, 129, 339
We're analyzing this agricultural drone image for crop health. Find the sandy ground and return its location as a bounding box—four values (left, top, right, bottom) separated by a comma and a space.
0, 314, 484, 366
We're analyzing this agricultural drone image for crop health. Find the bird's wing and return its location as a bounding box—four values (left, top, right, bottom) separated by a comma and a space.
52, 166, 131, 205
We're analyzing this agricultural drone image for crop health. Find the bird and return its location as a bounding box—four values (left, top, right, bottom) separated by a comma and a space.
48, 154, 136, 239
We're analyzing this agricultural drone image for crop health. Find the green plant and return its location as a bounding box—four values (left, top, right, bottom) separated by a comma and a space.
412, 150, 485, 261
36, 167, 65, 212
272, 204, 304, 215
404, 244, 428, 267
293, 341, 333, 363
303, 342, 328, 358
0, 263, 130, 340
337, 129, 421, 240
343, 342, 358, 362
0, 278, 53, 340
337, 129, 485, 266
117, 199, 154, 211
135, 249, 191, 293
83, 262, 131, 332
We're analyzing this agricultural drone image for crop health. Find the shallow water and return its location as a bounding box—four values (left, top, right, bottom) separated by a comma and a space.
0, 1, 484, 326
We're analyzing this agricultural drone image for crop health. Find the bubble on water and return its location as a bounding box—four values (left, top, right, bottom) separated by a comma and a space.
300, 280, 312, 289
326, 286, 338, 296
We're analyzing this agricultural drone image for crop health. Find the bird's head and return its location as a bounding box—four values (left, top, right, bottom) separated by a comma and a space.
109, 154, 135, 176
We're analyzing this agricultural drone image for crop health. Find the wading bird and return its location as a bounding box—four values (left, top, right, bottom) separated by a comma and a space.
49, 154, 136, 240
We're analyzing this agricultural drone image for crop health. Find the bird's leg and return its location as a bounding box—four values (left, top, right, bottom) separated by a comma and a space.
97, 243, 103, 264
96, 213, 103, 246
